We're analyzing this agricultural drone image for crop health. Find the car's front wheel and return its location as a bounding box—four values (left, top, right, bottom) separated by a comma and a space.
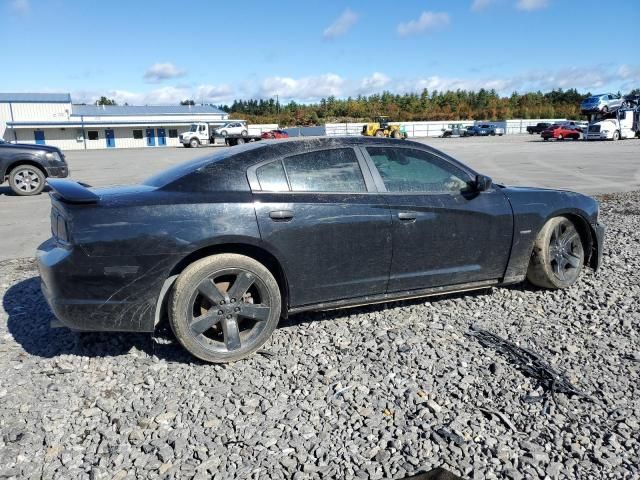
526, 216, 584, 289
9, 165, 45, 196
169, 254, 281, 363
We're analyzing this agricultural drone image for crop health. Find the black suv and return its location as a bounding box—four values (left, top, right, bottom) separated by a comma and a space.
0, 138, 69, 195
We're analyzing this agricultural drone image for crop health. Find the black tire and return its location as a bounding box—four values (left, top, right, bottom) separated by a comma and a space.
612, 130, 620, 141
241, 130, 248, 137
169, 254, 281, 363
602, 106, 608, 113
557, 134, 563, 140
220, 130, 228, 137
526, 216, 584, 289
9, 165, 46, 196
374, 130, 385, 137
391, 130, 401, 139
189, 138, 200, 148
235, 137, 245, 145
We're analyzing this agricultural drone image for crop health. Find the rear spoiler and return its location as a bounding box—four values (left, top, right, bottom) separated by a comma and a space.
47, 179, 99, 204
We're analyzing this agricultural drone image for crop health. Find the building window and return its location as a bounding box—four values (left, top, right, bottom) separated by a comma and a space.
87, 131, 99, 140
133, 129, 143, 139
168, 129, 178, 138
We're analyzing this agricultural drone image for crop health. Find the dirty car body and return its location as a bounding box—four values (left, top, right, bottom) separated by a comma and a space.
37, 137, 604, 352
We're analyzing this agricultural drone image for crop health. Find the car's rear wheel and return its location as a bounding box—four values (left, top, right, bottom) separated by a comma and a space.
557, 134, 563, 140
602, 106, 609, 113
169, 254, 281, 363
526, 216, 584, 289
9, 165, 45, 196
241, 130, 248, 137
391, 130, 401, 139
220, 130, 228, 137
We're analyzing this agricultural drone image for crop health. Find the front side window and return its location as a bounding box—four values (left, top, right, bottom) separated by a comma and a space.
283, 148, 366, 193
366, 147, 470, 194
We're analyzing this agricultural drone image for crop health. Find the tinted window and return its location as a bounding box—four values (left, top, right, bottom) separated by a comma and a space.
168, 129, 178, 138
87, 131, 99, 140
283, 148, 366, 192
256, 161, 289, 191
133, 129, 143, 139
366, 147, 470, 193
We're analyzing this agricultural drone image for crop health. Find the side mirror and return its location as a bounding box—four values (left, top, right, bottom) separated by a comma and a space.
475, 174, 492, 192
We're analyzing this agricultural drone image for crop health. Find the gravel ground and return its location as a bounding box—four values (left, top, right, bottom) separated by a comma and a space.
0, 192, 638, 480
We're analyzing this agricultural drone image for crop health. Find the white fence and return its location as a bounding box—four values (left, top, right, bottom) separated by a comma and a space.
326, 119, 567, 138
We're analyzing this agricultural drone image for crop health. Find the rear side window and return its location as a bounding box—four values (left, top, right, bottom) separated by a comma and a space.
256, 161, 289, 191
282, 148, 366, 192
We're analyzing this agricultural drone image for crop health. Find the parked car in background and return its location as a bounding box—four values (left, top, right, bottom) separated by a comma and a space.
440, 124, 469, 137
526, 122, 552, 134
37, 137, 603, 363
541, 125, 581, 141
462, 126, 476, 137
470, 124, 504, 136
580, 93, 625, 114
560, 120, 589, 133
261, 130, 289, 140
213, 121, 248, 137
0, 138, 68, 195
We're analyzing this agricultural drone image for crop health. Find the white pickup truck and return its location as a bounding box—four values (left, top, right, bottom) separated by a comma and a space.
586, 108, 639, 141
179, 121, 253, 147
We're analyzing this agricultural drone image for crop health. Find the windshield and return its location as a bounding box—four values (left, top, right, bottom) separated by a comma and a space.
189, 124, 198, 132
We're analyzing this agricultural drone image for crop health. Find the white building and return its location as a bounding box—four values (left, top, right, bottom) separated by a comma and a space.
0, 93, 230, 150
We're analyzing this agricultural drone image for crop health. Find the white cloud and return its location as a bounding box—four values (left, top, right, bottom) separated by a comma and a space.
397, 11, 450, 36
323, 9, 359, 39
143, 62, 186, 83
516, 0, 548, 11
359, 72, 391, 93
9, 0, 29, 15
69, 64, 638, 106
259, 74, 345, 101
471, 0, 493, 11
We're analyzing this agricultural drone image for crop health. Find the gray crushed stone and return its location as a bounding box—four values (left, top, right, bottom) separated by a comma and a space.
0, 191, 638, 479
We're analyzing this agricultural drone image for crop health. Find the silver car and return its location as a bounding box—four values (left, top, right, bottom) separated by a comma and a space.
580, 93, 625, 114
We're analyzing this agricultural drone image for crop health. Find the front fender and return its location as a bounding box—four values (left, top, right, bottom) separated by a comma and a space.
500, 187, 600, 283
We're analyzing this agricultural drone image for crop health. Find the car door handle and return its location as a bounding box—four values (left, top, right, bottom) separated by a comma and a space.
397, 212, 418, 221
269, 210, 294, 221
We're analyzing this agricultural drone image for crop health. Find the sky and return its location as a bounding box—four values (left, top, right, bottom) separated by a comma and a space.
1, 0, 639, 105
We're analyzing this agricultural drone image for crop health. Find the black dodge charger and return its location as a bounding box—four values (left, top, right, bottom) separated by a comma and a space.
37, 137, 604, 362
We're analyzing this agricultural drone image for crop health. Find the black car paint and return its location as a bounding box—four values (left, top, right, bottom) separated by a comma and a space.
37, 137, 604, 333
0, 141, 68, 180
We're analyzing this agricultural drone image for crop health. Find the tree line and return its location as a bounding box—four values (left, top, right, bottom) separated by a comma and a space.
214, 88, 639, 125
96, 87, 640, 126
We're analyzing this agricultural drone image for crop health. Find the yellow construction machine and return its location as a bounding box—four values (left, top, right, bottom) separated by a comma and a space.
361, 116, 406, 139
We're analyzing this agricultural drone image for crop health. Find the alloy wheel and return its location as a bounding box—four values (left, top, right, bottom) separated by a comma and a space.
14, 168, 41, 193
548, 221, 583, 282
187, 269, 272, 353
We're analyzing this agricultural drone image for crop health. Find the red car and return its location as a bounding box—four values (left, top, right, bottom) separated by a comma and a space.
261, 129, 289, 140
540, 125, 581, 141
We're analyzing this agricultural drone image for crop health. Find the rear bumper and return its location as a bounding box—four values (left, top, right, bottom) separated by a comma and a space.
37, 238, 160, 332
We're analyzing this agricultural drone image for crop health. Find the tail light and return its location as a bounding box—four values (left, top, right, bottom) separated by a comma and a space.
51, 208, 70, 244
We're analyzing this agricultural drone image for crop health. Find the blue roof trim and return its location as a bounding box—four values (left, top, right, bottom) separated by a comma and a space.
0, 92, 71, 103
7, 120, 229, 127
71, 104, 227, 116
